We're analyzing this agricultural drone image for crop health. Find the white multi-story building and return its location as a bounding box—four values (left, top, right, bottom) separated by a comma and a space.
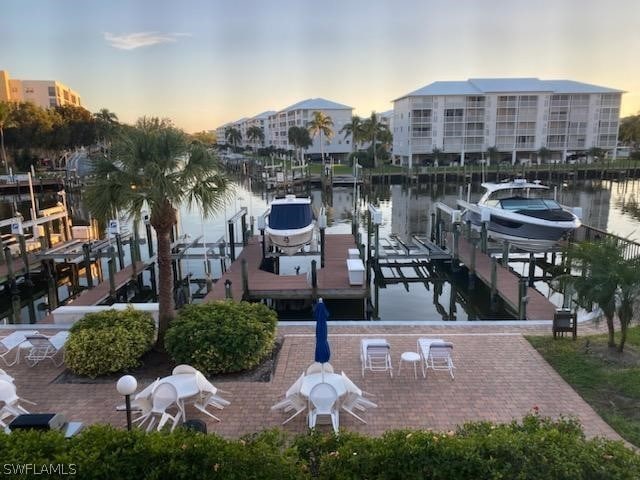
217, 98, 353, 160
267, 98, 353, 161
1, 70, 82, 109
392, 78, 623, 167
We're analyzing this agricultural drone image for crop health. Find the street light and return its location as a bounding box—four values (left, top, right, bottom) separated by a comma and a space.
116, 375, 138, 431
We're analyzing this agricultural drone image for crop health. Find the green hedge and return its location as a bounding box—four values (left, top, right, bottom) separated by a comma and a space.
65, 307, 156, 378
0, 416, 637, 479
165, 301, 277, 375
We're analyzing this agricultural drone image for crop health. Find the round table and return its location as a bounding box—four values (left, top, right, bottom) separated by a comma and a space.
299, 373, 347, 398
398, 351, 421, 379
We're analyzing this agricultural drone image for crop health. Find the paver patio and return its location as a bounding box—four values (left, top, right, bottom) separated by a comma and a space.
1, 323, 622, 442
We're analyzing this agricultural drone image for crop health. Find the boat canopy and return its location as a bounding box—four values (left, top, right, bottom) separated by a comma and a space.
268, 203, 313, 230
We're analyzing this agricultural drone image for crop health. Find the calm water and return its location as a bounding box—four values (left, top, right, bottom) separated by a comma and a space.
3, 178, 640, 322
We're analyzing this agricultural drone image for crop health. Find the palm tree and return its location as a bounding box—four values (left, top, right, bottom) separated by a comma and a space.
537, 147, 551, 165
340, 115, 365, 161
84, 117, 231, 346
225, 127, 242, 150
560, 238, 640, 352
94, 108, 119, 148
307, 111, 334, 166
362, 112, 391, 169
288, 126, 312, 163
246, 126, 265, 149
0, 101, 13, 174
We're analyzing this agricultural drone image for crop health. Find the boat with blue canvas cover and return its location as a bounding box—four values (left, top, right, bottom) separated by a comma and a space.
458, 179, 581, 252
265, 195, 314, 255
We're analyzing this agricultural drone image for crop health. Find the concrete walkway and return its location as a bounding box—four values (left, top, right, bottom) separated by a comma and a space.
2, 323, 622, 442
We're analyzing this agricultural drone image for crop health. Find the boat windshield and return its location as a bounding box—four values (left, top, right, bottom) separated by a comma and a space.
269, 204, 313, 229
499, 198, 562, 211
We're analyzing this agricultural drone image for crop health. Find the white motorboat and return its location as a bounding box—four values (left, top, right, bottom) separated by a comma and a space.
265, 195, 314, 255
458, 179, 581, 252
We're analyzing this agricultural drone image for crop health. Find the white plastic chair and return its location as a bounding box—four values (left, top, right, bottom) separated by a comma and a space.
427, 342, 455, 379
172, 364, 199, 375
308, 382, 339, 433
0, 331, 39, 366
0, 380, 36, 423
306, 362, 334, 375
137, 383, 182, 432
271, 373, 307, 425
360, 339, 393, 377
417, 338, 444, 378
0, 368, 14, 384
192, 372, 230, 422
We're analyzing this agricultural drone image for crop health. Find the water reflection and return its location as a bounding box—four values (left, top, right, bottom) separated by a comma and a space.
3, 178, 640, 321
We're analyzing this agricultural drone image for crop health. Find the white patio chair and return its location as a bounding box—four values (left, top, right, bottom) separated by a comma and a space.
137, 383, 182, 432
0, 368, 14, 384
427, 342, 455, 379
172, 364, 199, 375
191, 372, 231, 422
271, 373, 307, 425
360, 339, 393, 377
308, 382, 339, 433
417, 338, 444, 378
0, 380, 36, 423
25, 331, 70, 367
0, 331, 39, 366
340, 371, 376, 398
306, 362, 334, 375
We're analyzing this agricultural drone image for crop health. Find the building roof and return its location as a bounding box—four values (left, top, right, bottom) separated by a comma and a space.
282, 98, 352, 111
395, 78, 623, 100
252, 110, 276, 119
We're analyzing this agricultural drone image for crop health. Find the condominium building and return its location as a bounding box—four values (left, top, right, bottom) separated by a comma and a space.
392, 78, 623, 167
268, 98, 353, 160
217, 98, 353, 161
0, 70, 82, 108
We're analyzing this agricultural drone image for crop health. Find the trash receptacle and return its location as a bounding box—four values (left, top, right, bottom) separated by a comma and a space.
182, 419, 207, 434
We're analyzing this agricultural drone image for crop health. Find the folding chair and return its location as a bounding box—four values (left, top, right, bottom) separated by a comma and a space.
360, 339, 393, 377
417, 338, 444, 378
427, 342, 455, 379
0, 331, 39, 366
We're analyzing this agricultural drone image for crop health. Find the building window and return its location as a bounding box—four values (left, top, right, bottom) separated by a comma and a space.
48, 86, 55, 96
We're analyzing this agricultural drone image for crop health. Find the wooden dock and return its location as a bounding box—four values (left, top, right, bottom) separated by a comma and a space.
203, 234, 367, 302
453, 234, 557, 321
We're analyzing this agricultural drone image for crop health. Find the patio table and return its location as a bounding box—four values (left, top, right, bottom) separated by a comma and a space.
299, 373, 347, 399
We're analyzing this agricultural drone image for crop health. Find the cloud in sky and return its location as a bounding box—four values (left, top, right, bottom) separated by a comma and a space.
104, 31, 190, 50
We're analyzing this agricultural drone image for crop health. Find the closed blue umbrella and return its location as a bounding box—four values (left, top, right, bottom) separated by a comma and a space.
314, 298, 331, 364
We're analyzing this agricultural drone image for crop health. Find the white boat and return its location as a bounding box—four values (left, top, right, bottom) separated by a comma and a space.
265, 195, 314, 255
458, 179, 581, 252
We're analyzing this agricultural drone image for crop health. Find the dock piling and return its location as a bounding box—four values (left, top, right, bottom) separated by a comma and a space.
82, 243, 93, 288
490, 256, 498, 311
224, 279, 233, 299
241, 258, 249, 299
228, 223, 236, 261
502, 241, 510, 267
108, 247, 117, 300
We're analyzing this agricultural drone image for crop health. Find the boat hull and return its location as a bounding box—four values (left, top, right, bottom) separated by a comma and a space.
266, 224, 314, 255
465, 208, 579, 252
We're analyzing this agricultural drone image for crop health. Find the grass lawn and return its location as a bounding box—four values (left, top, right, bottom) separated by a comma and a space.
527, 326, 640, 446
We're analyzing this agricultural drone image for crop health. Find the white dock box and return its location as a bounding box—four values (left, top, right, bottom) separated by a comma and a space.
348, 248, 360, 259
346, 259, 365, 285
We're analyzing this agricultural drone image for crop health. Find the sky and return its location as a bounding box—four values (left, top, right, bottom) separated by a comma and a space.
1, 0, 639, 133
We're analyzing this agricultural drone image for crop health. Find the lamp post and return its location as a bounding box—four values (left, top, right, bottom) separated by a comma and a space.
116, 375, 138, 431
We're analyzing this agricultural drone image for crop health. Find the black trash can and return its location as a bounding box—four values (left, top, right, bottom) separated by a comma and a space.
182, 419, 207, 434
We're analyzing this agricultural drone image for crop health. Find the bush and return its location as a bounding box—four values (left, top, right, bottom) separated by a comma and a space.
0, 417, 637, 480
65, 307, 155, 378
165, 301, 277, 375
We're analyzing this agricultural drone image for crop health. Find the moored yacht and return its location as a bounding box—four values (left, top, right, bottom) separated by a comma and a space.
458, 179, 581, 251
265, 195, 314, 255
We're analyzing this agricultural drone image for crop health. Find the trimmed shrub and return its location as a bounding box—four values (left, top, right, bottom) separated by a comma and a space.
165, 301, 277, 375
0, 417, 637, 480
65, 307, 155, 378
